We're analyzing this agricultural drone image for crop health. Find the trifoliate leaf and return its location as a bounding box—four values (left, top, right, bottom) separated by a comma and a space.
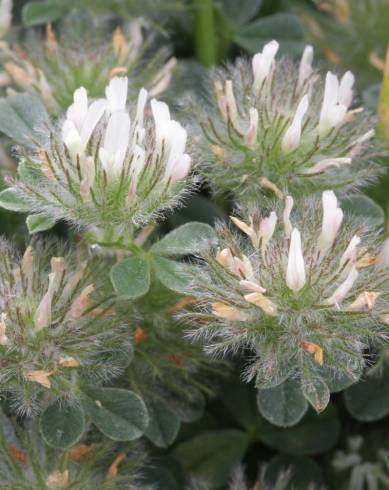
153, 256, 195, 294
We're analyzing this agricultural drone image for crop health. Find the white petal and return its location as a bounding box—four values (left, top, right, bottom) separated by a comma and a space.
66, 87, 88, 131
259, 211, 277, 250
318, 190, 343, 254
151, 98, 171, 144
282, 94, 309, 152
286, 228, 306, 292
61, 119, 83, 156
102, 111, 131, 174
338, 71, 354, 108
136, 88, 148, 126
80, 98, 107, 148
162, 120, 188, 176
105, 76, 128, 112
252, 40, 279, 92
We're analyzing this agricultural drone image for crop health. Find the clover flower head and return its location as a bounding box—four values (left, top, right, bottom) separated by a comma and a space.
192, 40, 382, 202
185, 191, 389, 412
1, 76, 193, 245
0, 18, 176, 114
0, 239, 129, 416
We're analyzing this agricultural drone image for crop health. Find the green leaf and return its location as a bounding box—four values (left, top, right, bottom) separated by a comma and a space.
265, 455, 324, 490
0, 94, 50, 147
344, 365, 389, 422
257, 379, 308, 427
235, 13, 304, 56
26, 213, 56, 234
257, 404, 341, 455
151, 222, 217, 257
22, 1, 65, 26
110, 256, 151, 299
0, 188, 30, 212
340, 195, 385, 226
145, 401, 181, 448
153, 256, 195, 294
173, 430, 249, 487
39, 401, 85, 449
217, 0, 263, 27
82, 387, 149, 441
301, 375, 330, 413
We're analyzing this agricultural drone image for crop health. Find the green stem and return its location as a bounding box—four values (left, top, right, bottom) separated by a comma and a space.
192, 0, 217, 67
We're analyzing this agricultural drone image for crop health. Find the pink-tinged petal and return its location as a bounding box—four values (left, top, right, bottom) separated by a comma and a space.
286, 228, 306, 292
244, 108, 259, 147
225, 80, 238, 121
298, 45, 314, 88
171, 154, 191, 182
318, 191, 343, 254
303, 157, 351, 175
324, 266, 358, 306
340, 235, 361, 269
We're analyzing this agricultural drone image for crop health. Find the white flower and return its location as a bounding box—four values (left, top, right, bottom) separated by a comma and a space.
319, 71, 352, 136
105, 76, 128, 112
286, 228, 306, 292
99, 111, 131, 175
252, 40, 279, 93
282, 95, 309, 153
151, 98, 191, 181
244, 108, 259, 147
324, 266, 359, 306
318, 190, 343, 254
61, 87, 106, 157
303, 157, 352, 175
298, 45, 314, 89
338, 71, 355, 108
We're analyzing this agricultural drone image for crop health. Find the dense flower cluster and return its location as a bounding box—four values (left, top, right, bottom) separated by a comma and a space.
0, 239, 130, 415
192, 40, 381, 202
184, 191, 389, 411
1, 76, 193, 246
0, 411, 151, 490
0, 19, 175, 114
